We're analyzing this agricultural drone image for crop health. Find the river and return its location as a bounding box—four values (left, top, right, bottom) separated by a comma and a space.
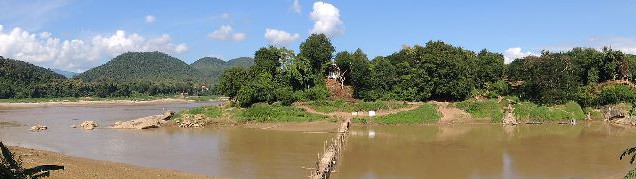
0, 102, 331, 178
334, 124, 635, 178
1, 103, 635, 178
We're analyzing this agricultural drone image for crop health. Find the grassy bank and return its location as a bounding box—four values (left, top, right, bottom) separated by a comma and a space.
238, 103, 331, 122
306, 100, 409, 113
514, 101, 585, 122
455, 99, 504, 122
174, 103, 332, 125
454, 97, 586, 123
0, 95, 219, 103
354, 103, 441, 124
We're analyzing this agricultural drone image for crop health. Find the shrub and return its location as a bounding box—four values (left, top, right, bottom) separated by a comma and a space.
597, 85, 636, 105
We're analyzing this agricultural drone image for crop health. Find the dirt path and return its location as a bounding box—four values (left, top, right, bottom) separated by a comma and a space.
430, 101, 472, 124
7, 146, 216, 179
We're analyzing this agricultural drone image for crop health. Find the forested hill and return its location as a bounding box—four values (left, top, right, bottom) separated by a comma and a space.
190, 56, 254, 81
0, 56, 67, 98
0, 56, 66, 84
75, 52, 205, 83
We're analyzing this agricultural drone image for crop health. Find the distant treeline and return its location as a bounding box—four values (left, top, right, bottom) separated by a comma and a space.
0, 79, 203, 99
217, 34, 636, 107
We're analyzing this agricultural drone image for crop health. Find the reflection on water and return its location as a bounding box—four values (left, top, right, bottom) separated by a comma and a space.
0, 103, 333, 178
334, 124, 636, 179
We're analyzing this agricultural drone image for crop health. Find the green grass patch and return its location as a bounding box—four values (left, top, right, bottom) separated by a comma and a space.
352, 117, 368, 124
583, 107, 603, 120
237, 103, 330, 122
455, 99, 504, 122
180, 106, 222, 118
373, 103, 441, 124
514, 101, 585, 122
307, 100, 409, 113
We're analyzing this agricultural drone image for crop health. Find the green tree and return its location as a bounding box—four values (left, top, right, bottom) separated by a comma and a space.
217, 66, 248, 99
475, 49, 505, 89
299, 34, 335, 76
519, 52, 580, 104
286, 56, 315, 90
420, 41, 476, 100
237, 73, 276, 107
348, 50, 372, 99
254, 46, 283, 76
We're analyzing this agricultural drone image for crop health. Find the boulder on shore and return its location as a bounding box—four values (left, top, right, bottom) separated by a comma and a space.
29, 125, 48, 132
612, 116, 636, 126
177, 114, 206, 128
601, 105, 629, 121
111, 111, 174, 129
600, 104, 636, 126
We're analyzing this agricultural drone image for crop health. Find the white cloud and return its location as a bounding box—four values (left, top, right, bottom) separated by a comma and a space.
264, 28, 300, 47
145, 15, 156, 23
310, 2, 344, 37
503, 47, 537, 64
292, 0, 301, 14
0, 25, 188, 72
207, 25, 246, 42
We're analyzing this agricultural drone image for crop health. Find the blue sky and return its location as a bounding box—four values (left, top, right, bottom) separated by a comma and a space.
1, 0, 636, 72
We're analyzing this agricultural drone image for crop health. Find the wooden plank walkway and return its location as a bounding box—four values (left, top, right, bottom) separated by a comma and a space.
310, 119, 351, 179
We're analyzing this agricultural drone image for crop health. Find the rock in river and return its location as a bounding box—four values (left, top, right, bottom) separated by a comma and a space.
111, 111, 174, 129
29, 125, 48, 132
79, 121, 98, 130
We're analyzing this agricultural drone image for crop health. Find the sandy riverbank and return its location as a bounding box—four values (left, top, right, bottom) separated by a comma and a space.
0, 98, 197, 108
7, 146, 217, 179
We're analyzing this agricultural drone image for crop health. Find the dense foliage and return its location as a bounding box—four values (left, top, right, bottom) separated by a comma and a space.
217, 34, 334, 107
214, 34, 636, 108
0, 56, 66, 98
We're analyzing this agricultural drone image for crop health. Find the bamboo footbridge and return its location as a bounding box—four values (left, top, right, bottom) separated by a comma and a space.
309, 118, 351, 179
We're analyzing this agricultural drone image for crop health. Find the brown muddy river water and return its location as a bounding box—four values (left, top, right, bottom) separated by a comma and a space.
335, 125, 636, 179
1, 103, 635, 178
0, 102, 332, 178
